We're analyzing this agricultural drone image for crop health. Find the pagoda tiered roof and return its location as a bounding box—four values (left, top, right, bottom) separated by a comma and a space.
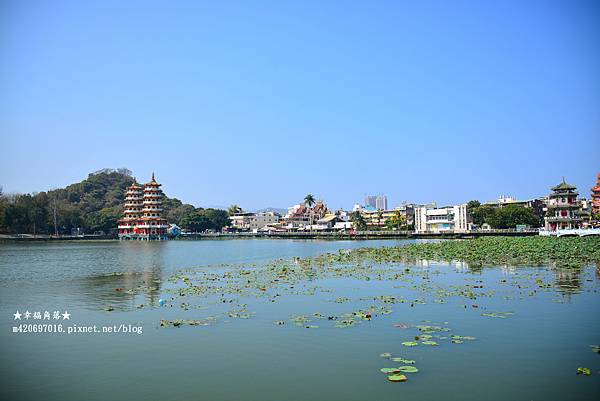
144, 172, 162, 187
551, 178, 577, 192
592, 174, 600, 193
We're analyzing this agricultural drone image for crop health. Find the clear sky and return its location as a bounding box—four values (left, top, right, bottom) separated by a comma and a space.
1, 0, 599, 210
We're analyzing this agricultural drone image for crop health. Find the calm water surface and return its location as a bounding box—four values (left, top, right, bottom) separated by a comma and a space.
1, 239, 599, 401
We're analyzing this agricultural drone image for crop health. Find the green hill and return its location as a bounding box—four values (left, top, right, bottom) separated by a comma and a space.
0, 168, 229, 235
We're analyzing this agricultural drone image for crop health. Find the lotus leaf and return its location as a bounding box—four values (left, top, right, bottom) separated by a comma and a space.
387, 374, 408, 382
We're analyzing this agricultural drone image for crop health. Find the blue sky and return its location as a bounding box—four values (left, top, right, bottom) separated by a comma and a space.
1, 0, 599, 210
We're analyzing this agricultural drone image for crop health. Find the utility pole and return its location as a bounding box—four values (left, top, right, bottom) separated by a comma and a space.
53, 198, 58, 237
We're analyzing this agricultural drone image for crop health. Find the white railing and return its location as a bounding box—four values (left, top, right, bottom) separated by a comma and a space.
539, 228, 600, 237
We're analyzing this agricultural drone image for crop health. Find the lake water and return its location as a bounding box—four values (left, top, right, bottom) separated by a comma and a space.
1, 239, 599, 401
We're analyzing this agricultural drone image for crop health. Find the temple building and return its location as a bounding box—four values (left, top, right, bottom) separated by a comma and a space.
591, 173, 600, 215
544, 178, 582, 231
117, 173, 169, 240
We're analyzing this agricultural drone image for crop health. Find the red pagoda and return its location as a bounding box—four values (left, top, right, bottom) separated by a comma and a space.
118, 173, 169, 240
592, 173, 600, 216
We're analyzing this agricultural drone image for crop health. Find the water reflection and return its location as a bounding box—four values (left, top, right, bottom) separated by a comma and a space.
414, 259, 471, 273
411, 258, 590, 297
550, 264, 583, 296
71, 242, 167, 309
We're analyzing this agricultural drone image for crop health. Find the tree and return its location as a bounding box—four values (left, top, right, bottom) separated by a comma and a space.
180, 210, 213, 232
228, 204, 242, 216
203, 208, 231, 230
350, 211, 367, 231
165, 203, 195, 226
304, 194, 316, 229
386, 210, 406, 230
486, 204, 540, 228
470, 205, 496, 227
2, 193, 49, 234
304, 194, 316, 208
0, 186, 6, 232
179, 208, 231, 232
376, 209, 384, 228
85, 207, 122, 234
466, 200, 481, 214
29, 193, 49, 235
54, 201, 84, 234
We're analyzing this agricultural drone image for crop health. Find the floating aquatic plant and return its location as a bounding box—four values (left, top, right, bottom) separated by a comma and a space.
391, 358, 415, 364
380, 368, 401, 374
398, 366, 419, 373
387, 374, 408, 382
577, 367, 591, 376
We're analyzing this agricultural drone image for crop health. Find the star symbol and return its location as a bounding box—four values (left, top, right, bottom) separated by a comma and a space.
14, 311, 22, 320
62, 311, 70, 320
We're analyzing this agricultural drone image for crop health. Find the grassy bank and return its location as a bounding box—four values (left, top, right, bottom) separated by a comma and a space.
315, 236, 600, 268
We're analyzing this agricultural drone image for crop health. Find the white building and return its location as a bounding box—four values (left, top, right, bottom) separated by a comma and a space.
229, 212, 255, 231
231, 211, 280, 231
414, 204, 470, 233
250, 211, 280, 231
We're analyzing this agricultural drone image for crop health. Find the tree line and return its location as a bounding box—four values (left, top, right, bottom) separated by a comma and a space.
0, 169, 230, 235
466, 200, 543, 228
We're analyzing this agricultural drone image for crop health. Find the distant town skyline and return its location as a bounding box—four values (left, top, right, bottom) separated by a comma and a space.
1, 1, 599, 210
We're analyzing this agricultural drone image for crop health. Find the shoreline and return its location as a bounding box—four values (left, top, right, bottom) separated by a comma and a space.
0, 230, 540, 243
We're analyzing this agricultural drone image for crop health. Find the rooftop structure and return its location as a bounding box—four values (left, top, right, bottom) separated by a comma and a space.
284, 200, 329, 229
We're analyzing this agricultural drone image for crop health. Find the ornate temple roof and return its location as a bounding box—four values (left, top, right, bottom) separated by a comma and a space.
551, 177, 577, 192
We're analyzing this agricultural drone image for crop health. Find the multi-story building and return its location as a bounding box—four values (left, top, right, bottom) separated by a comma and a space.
117, 174, 169, 240
414, 204, 470, 233
544, 178, 582, 231
365, 196, 377, 209
229, 212, 255, 231
360, 205, 414, 229
284, 201, 328, 229
592, 173, 600, 215
250, 211, 280, 231
365, 194, 387, 210
375, 195, 388, 210
229, 211, 281, 231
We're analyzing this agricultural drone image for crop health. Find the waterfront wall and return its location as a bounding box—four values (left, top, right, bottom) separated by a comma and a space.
0, 229, 543, 242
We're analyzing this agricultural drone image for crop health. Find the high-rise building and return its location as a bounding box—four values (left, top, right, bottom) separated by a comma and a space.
365, 194, 387, 210
375, 195, 388, 210
544, 178, 582, 231
365, 195, 377, 209
117, 173, 169, 240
